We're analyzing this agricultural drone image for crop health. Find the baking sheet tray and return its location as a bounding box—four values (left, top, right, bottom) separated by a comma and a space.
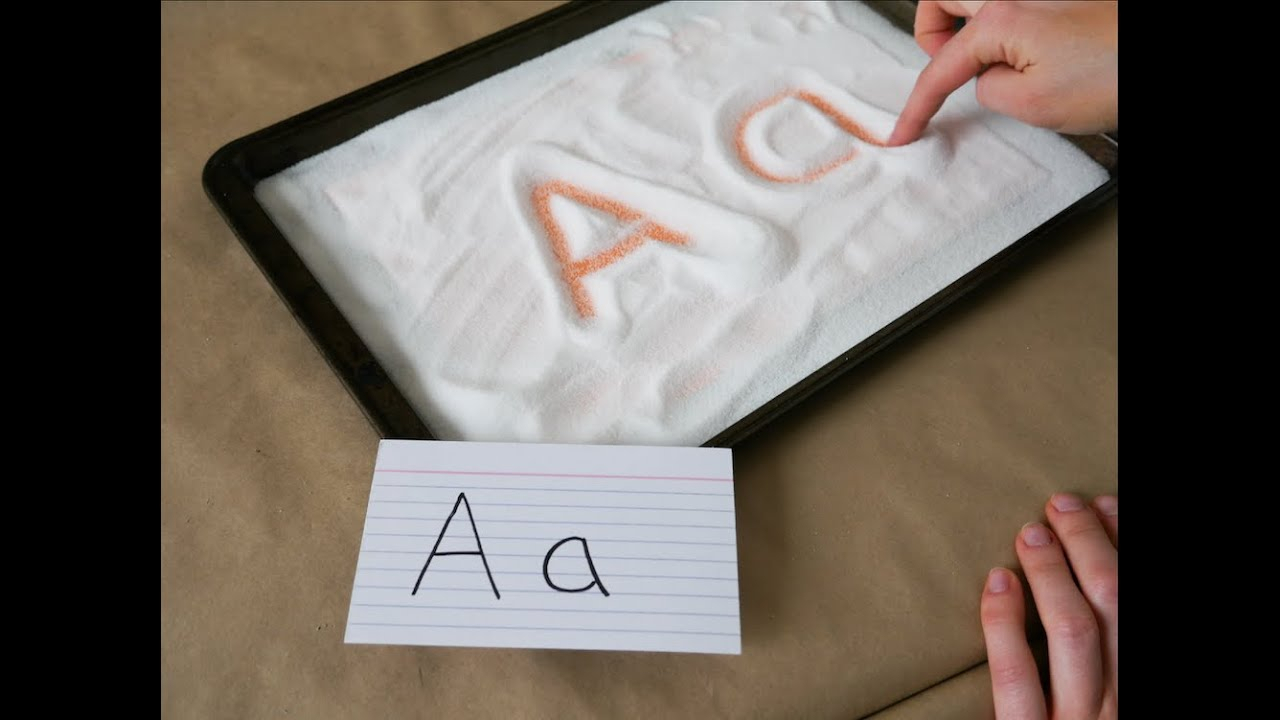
203, 0, 1118, 447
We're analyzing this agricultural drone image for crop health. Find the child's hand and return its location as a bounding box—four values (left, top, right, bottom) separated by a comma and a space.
887, 1, 1118, 146
982, 494, 1118, 719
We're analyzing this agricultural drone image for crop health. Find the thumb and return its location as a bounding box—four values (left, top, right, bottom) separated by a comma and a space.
887, 16, 1010, 146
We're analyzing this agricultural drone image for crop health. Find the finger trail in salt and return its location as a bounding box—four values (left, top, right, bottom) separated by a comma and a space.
256, 1, 1110, 446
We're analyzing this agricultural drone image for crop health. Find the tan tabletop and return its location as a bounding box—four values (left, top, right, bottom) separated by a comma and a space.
161, 2, 1117, 717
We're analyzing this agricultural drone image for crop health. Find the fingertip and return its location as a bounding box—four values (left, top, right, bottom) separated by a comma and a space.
911, 1, 962, 57
892, 20, 989, 149
979, 565, 1045, 718
1019, 522, 1054, 549
916, 32, 954, 58
1092, 495, 1117, 517
986, 567, 1012, 594
921, 32, 952, 57
1047, 493, 1087, 514
981, 567, 1025, 628
1092, 495, 1118, 547
886, 114, 924, 147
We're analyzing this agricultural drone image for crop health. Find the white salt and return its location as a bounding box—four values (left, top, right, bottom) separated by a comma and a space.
256, 0, 1110, 446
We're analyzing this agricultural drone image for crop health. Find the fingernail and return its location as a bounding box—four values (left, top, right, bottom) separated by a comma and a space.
987, 568, 1010, 593
1093, 496, 1118, 516
1021, 522, 1052, 547
1050, 493, 1086, 512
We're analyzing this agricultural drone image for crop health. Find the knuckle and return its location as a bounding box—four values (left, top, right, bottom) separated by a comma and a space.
1048, 610, 1099, 648
989, 658, 1032, 690
1056, 520, 1102, 547
914, 2, 941, 37
981, 600, 1012, 627
1083, 573, 1119, 611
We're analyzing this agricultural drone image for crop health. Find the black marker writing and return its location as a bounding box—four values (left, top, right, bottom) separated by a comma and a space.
542, 536, 610, 597
412, 492, 500, 599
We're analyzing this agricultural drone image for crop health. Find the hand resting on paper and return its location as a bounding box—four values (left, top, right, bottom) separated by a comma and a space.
887, 1, 1118, 146
981, 493, 1118, 719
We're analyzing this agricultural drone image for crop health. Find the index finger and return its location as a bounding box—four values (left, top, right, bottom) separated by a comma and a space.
887, 19, 992, 146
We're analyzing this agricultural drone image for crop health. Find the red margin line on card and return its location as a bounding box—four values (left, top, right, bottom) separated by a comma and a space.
374, 469, 733, 482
